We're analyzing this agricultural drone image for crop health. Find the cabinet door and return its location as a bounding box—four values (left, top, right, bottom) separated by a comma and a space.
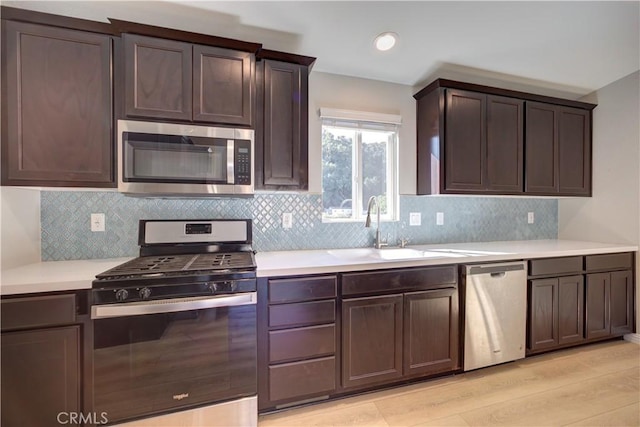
486, 95, 523, 193
1, 326, 80, 427
342, 295, 403, 388
610, 270, 633, 335
557, 107, 591, 195
256, 60, 308, 189
525, 101, 557, 194
586, 273, 611, 339
528, 278, 558, 351
444, 89, 486, 191
193, 45, 253, 126
403, 289, 459, 377
123, 34, 192, 120
557, 275, 585, 345
3, 21, 112, 186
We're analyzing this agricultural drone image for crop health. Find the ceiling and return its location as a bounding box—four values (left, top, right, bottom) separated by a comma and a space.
5, 1, 640, 97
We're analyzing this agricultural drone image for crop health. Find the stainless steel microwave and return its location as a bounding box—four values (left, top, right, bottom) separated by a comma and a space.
118, 120, 254, 197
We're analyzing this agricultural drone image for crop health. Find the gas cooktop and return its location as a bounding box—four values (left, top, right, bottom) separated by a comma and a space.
95, 252, 256, 280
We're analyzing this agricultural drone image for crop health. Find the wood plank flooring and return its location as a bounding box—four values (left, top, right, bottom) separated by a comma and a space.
259, 339, 640, 427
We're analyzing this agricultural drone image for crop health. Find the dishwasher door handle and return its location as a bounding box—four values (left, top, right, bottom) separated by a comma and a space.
490, 272, 507, 278
466, 262, 526, 276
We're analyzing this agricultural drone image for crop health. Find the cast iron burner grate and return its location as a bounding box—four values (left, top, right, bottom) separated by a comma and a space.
96, 252, 255, 279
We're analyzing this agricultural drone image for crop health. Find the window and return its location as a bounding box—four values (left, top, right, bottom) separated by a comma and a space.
321, 108, 399, 222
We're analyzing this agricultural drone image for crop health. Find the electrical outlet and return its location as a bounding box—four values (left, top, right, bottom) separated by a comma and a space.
528, 212, 535, 224
91, 213, 105, 232
282, 212, 293, 229
409, 212, 421, 226
436, 212, 444, 225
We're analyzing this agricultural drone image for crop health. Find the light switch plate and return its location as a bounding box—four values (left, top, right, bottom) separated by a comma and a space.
528, 212, 535, 224
409, 212, 421, 226
282, 212, 293, 229
436, 212, 444, 225
91, 213, 105, 232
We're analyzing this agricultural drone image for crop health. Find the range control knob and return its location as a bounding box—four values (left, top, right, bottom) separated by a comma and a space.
115, 289, 129, 302
139, 287, 152, 300
208, 282, 219, 293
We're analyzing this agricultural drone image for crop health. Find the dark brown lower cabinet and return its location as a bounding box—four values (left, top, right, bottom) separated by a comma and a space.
586, 270, 634, 339
586, 273, 610, 339
259, 275, 338, 411
404, 289, 459, 377
342, 295, 403, 388
610, 270, 634, 335
558, 276, 585, 345
342, 286, 460, 390
1, 326, 81, 426
528, 275, 584, 353
268, 357, 336, 402
528, 253, 635, 356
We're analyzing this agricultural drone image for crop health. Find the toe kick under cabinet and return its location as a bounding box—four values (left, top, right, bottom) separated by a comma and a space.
527, 252, 635, 355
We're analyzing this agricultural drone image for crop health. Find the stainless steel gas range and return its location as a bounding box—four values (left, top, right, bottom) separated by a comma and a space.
91, 219, 257, 426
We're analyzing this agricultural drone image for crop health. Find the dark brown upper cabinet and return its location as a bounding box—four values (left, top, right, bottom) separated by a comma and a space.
443, 89, 523, 194
415, 79, 595, 197
1, 20, 113, 187
525, 102, 591, 196
123, 33, 254, 126
255, 55, 313, 190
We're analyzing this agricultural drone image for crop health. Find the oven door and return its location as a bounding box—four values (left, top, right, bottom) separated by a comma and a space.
92, 292, 257, 425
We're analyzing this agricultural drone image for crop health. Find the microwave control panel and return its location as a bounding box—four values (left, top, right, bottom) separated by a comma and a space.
235, 139, 252, 185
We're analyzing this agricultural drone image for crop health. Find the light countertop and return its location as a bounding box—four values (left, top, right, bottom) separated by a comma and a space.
1, 257, 132, 295
1, 240, 637, 295
255, 239, 638, 277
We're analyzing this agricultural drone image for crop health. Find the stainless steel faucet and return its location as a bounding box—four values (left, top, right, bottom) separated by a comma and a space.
365, 196, 387, 249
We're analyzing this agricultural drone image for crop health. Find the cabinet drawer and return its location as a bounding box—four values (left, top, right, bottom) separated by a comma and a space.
585, 253, 633, 272
1, 294, 76, 331
269, 356, 336, 402
269, 324, 335, 363
269, 276, 337, 303
342, 266, 457, 296
269, 300, 335, 329
529, 256, 583, 276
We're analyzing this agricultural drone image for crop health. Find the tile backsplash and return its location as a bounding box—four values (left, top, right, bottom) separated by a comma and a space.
40, 191, 557, 261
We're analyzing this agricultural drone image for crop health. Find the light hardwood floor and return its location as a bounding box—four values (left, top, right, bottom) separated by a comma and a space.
259, 339, 640, 427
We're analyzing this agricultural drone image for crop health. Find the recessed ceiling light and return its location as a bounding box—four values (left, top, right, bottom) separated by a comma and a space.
374, 32, 398, 51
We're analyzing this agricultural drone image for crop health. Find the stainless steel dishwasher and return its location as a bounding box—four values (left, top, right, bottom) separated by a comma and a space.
462, 261, 527, 371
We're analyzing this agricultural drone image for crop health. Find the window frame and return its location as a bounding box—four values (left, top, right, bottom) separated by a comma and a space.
320, 110, 400, 223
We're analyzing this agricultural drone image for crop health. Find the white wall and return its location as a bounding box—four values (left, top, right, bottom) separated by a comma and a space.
308, 72, 417, 195
0, 187, 41, 270
558, 70, 640, 332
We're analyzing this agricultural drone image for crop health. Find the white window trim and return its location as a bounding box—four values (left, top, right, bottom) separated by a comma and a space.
321, 109, 400, 223
320, 108, 402, 125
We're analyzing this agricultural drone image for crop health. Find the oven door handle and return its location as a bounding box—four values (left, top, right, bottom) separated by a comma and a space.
91, 292, 256, 319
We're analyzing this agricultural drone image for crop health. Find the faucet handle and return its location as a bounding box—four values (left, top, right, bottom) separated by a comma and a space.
398, 238, 410, 248
380, 233, 390, 247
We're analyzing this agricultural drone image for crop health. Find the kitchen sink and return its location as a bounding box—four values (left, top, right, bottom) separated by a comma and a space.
375, 248, 430, 260
327, 247, 465, 261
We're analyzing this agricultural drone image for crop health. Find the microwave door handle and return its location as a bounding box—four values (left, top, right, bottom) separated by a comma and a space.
91, 292, 256, 319
128, 140, 212, 153
227, 139, 235, 184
